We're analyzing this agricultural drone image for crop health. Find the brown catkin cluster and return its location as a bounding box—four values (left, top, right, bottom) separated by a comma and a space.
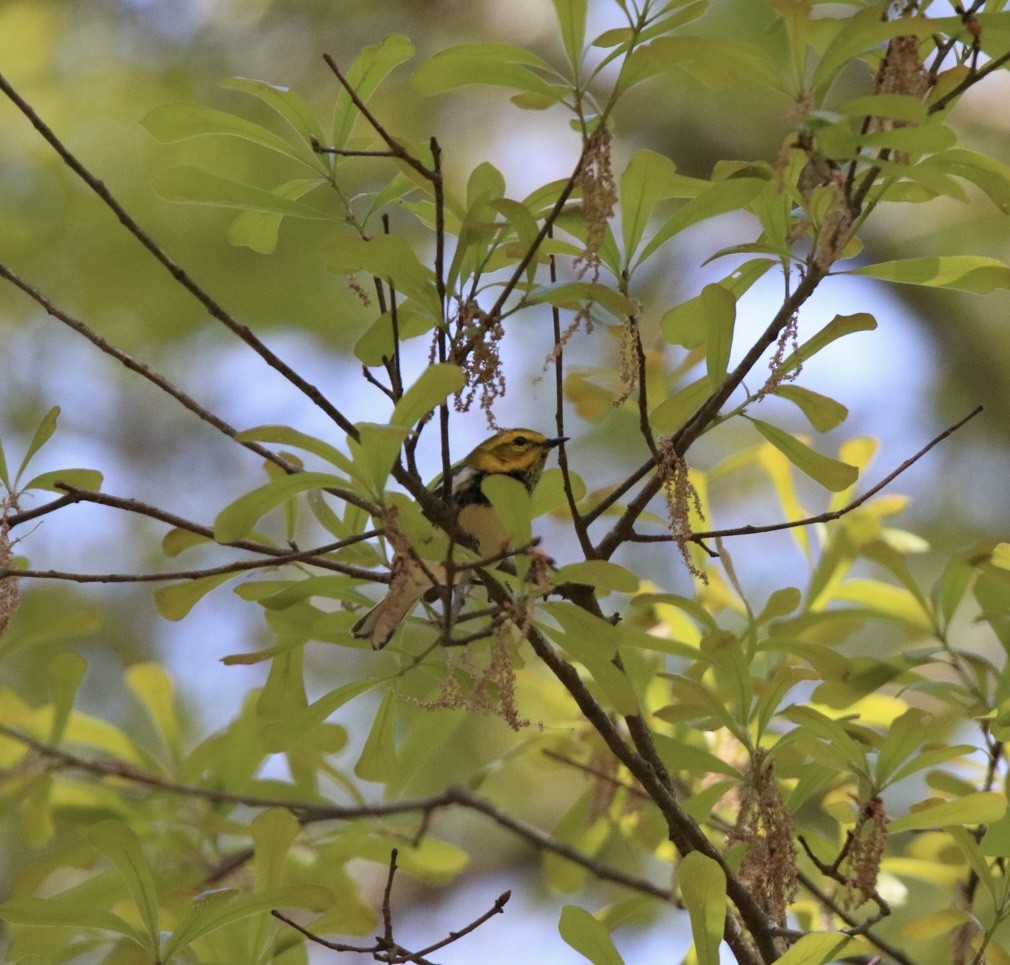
450, 298, 506, 427
844, 796, 888, 910
658, 441, 706, 583
756, 311, 800, 401
726, 752, 799, 926
573, 125, 616, 283
0, 497, 19, 638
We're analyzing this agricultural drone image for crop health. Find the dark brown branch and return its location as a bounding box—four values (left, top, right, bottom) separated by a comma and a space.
0, 72, 358, 441
0, 723, 669, 901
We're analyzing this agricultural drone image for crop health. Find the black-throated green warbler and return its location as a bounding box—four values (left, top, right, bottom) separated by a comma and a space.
351, 428, 566, 648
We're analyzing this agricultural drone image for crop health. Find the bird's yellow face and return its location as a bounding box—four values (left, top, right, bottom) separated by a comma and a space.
465, 428, 565, 489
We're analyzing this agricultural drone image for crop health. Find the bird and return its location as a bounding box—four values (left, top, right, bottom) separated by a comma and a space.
351, 428, 566, 649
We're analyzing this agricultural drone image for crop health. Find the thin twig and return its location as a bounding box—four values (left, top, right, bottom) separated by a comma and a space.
625, 405, 983, 543
0, 72, 358, 440
0, 262, 294, 474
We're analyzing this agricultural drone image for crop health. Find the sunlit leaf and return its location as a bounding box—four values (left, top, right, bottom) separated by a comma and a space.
154, 573, 235, 621
779, 313, 876, 375
126, 663, 179, 749
553, 561, 638, 594
650, 377, 711, 434
772, 385, 848, 432
0, 896, 147, 946
142, 104, 314, 166
390, 364, 466, 427
750, 420, 857, 491
23, 468, 103, 493
220, 76, 324, 145
412, 43, 558, 98
152, 167, 330, 218
333, 34, 416, 152
214, 471, 349, 543
558, 905, 625, 965
354, 692, 400, 782
88, 821, 160, 947
889, 792, 1006, 832
552, 0, 588, 72
679, 852, 725, 965
525, 281, 638, 319
14, 406, 60, 487
848, 256, 1010, 293
774, 933, 859, 965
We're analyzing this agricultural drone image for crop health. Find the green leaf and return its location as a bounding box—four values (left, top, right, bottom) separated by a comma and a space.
151, 167, 330, 218
552, 0, 588, 72
0, 896, 147, 946
660, 284, 734, 351
558, 905, 625, 965
848, 256, 1010, 294
705, 290, 735, 389
214, 471, 348, 543
774, 933, 859, 965
531, 466, 585, 518
751, 419, 857, 492
639, 177, 765, 264
539, 603, 639, 715
620, 150, 682, 265
220, 76, 324, 145
235, 425, 352, 473
227, 178, 326, 253
834, 93, 929, 125
391, 364, 466, 428
252, 808, 299, 890
553, 561, 638, 594
918, 147, 1010, 214
412, 43, 558, 98
162, 885, 334, 959
621, 36, 785, 95
525, 281, 638, 320
333, 34, 416, 152
88, 821, 160, 948
47, 651, 85, 745
679, 852, 726, 965
772, 385, 848, 432
142, 103, 314, 165
349, 423, 410, 493
322, 234, 440, 317
482, 473, 533, 549
649, 377, 711, 434
22, 468, 103, 493
126, 663, 179, 749
779, 312, 876, 375
154, 573, 235, 621
889, 792, 1006, 833
261, 679, 376, 752
0, 435, 9, 489
14, 406, 59, 487
355, 692, 400, 782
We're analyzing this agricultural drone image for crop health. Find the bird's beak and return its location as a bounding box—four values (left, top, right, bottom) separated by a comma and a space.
545, 436, 569, 449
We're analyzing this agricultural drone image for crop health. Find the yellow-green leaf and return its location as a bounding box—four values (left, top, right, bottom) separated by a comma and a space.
889, 792, 1006, 833
751, 419, 857, 492
391, 364, 466, 427
848, 256, 1010, 293
679, 852, 726, 965
558, 905, 625, 965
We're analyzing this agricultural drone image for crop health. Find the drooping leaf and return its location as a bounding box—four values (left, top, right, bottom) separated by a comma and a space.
214, 471, 349, 543
412, 43, 559, 98
88, 821, 160, 948
390, 364, 467, 428
848, 256, 1010, 293
220, 76, 324, 146
151, 167, 330, 218
772, 385, 848, 432
679, 852, 726, 965
649, 377, 711, 434
889, 792, 1006, 832
154, 573, 235, 621
751, 419, 857, 491
558, 905, 625, 965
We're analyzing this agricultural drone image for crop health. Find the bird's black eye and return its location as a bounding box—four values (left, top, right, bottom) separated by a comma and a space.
513, 436, 528, 446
